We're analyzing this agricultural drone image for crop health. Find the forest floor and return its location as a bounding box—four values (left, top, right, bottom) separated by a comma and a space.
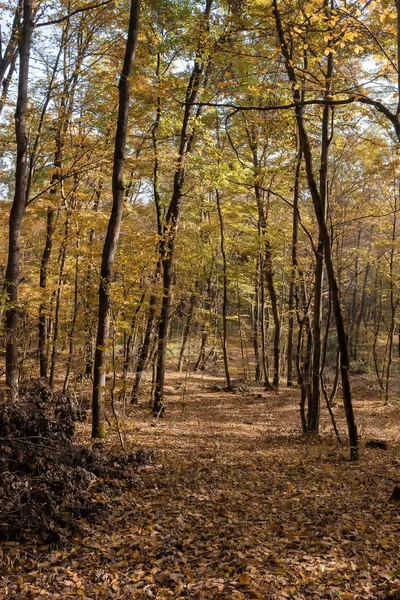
1, 371, 400, 600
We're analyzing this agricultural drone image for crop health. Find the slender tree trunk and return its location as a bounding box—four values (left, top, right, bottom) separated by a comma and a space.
177, 291, 196, 371
264, 238, 281, 388
252, 257, 261, 381
0, 1, 21, 117
194, 275, 213, 372
274, 0, 359, 459
309, 19, 333, 432
49, 208, 70, 389
131, 269, 160, 403
38, 19, 86, 381
353, 260, 370, 361
123, 290, 145, 377
384, 191, 398, 403
92, 0, 141, 438
153, 0, 213, 414
349, 229, 361, 358
63, 232, 80, 392
246, 123, 281, 388
83, 182, 103, 379
130, 59, 164, 402
5, 0, 34, 401
216, 189, 232, 390
38, 207, 55, 378
260, 269, 272, 390
287, 151, 301, 386
236, 277, 248, 380
372, 270, 384, 390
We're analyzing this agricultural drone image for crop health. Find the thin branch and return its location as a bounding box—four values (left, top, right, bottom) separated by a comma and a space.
36, 0, 113, 27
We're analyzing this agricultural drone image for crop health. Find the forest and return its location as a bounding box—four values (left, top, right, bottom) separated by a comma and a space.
0, 0, 400, 598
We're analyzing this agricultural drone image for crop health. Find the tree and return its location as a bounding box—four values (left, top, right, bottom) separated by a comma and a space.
4, 0, 35, 401
92, 0, 141, 438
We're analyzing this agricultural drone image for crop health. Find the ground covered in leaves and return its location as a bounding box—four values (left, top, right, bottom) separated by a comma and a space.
1, 373, 400, 599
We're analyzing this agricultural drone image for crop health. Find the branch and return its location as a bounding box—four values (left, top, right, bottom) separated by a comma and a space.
191, 97, 357, 112
194, 95, 400, 141
36, 0, 113, 27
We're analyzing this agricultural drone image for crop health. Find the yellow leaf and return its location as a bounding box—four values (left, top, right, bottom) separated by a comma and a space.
239, 572, 251, 585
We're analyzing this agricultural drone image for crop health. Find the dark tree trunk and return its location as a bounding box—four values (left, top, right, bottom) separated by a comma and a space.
131, 269, 160, 404
131, 60, 163, 403
245, 122, 281, 389
216, 189, 232, 391
384, 192, 398, 403
63, 233, 80, 392
308, 13, 333, 432
0, 1, 21, 116
287, 151, 301, 387
92, 0, 141, 438
38, 20, 83, 381
273, 0, 359, 460
177, 291, 196, 371
264, 239, 281, 388
49, 210, 70, 389
153, 0, 213, 414
5, 0, 34, 401
38, 207, 55, 379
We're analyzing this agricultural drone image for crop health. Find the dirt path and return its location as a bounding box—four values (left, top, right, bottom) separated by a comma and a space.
1, 374, 400, 599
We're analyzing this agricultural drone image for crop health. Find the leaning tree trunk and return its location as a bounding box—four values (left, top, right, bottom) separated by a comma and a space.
5, 0, 34, 401
0, 1, 21, 117
92, 0, 141, 438
273, 0, 359, 460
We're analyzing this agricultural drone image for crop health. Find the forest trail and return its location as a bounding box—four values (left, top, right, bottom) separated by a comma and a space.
2, 374, 400, 600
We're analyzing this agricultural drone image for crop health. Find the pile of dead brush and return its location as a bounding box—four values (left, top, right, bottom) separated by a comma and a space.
0, 379, 153, 545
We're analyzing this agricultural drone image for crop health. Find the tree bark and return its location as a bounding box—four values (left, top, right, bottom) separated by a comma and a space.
177, 290, 196, 371
92, 0, 141, 438
273, 0, 359, 460
287, 151, 301, 387
5, 0, 34, 401
153, 0, 213, 414
308, 5, 333, 432
252, 257, 261, 381
0, 1, 22, 116
49, 207, 70, 389
216, 189, 232, 390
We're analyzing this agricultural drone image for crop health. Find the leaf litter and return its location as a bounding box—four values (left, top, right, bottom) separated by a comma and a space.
1, 372, 400, 600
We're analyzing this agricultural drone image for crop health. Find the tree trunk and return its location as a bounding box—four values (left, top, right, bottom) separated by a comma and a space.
5, 0, 34, 401
287, 151, 301, 387
0, 1, 21, 116
384, 191, 398, 403
49, 208, 70, 389
177, 291, 196, 371
131, 270, 160, 403
38, 207, 55, 379
252, 257, 261, 381
273, 0, 359, 460
92, 0, 141, 438
245, 123, 280, 388
63, 232, 80, 392
153, 0, 213, 414
308, 16, 333, 432
216, 189, 232, 390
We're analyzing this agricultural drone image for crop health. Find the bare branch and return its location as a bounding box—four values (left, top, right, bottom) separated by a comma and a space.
36, 0, 113, 27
